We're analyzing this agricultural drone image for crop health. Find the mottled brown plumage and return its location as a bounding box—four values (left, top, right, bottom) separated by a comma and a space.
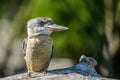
25, 36, 53, 72
22, 17, 68, 77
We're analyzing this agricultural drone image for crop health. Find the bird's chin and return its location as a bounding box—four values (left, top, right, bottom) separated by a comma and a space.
28, 32, 40, 37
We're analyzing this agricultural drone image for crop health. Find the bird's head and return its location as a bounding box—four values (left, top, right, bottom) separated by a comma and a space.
79, 55, 97, 67
27, 17, 69, 36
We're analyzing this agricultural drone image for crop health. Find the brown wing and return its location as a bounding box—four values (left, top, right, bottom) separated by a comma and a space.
22, 38, 27, 56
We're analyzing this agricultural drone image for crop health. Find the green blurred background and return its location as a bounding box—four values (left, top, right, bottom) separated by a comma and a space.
0, 0, 120, 79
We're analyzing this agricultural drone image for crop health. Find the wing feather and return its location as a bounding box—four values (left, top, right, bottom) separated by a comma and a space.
50, 43, 54, 61
22, 38, 27, 56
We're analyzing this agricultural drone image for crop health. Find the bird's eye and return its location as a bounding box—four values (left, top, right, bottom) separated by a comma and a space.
37, 21, 44, 27
41, 21, 45, 25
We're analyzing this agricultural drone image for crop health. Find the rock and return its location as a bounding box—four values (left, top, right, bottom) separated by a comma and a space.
0, 55, 116, 80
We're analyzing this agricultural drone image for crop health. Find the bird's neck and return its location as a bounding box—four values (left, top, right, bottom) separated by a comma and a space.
28, 33, 50, 39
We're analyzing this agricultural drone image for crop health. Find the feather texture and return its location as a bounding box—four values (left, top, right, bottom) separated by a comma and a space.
24, 36, 53, 72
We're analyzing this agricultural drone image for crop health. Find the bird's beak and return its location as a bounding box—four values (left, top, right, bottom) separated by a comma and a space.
47, 24, 69, 32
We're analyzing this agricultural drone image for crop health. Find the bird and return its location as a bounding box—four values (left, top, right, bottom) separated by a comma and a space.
22, 17, 68, 77
48, 55, 102, 77
74, 55, 100, 76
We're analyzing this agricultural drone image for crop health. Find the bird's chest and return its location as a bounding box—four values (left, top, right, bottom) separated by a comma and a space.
26, 36, 53, 58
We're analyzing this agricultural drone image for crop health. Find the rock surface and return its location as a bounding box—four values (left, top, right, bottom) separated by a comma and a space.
0, 55, 117, 80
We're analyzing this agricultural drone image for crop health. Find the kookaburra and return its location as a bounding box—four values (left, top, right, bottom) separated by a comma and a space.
22, 17, 68, 77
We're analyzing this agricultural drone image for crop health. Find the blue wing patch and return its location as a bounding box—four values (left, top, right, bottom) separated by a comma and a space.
50, 43, 54, 61
22, 38, 27, 56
